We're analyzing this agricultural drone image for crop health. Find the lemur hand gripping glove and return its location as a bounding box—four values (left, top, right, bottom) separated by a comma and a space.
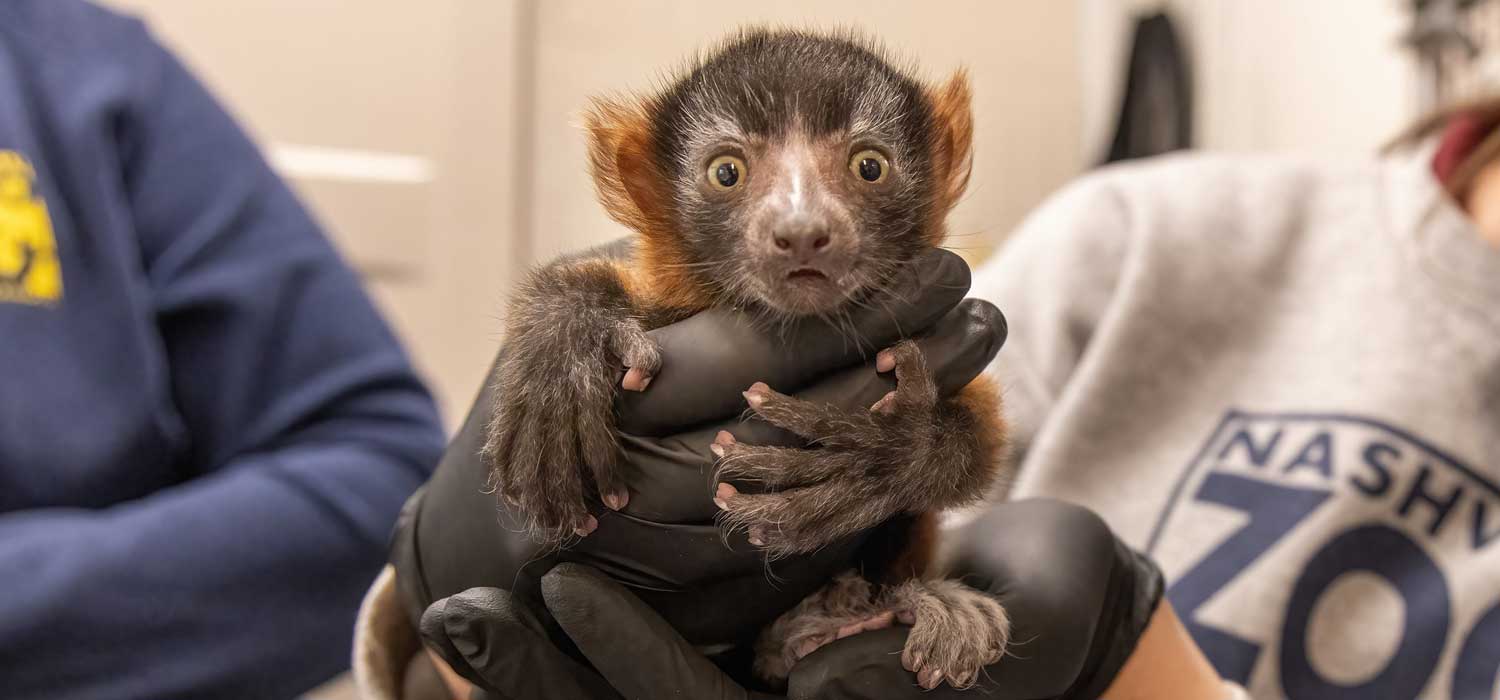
394, 245, 1008, 698
788, 500, 1166, 700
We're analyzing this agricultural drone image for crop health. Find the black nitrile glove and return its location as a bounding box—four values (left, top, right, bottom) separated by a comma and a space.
422, 501, 1163, 700
788, 499, 1166, 700
422, 565, 784, 700
391, 243, 1008, 697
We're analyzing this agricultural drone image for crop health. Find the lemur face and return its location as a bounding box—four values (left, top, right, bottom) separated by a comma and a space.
587, 30, 971, 317
653, 33, 948, 316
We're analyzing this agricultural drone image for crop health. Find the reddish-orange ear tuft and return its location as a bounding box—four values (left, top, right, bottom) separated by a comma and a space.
584, 96, 672, 235
584, 96, 708, 311
927, 69, 974, 219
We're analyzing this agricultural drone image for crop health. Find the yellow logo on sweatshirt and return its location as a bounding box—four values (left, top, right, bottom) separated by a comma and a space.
0, 151, 62, 304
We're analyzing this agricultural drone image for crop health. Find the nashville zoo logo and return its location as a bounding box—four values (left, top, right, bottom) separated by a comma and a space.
1148, 411, 1500, 699
0, 150, 62, 304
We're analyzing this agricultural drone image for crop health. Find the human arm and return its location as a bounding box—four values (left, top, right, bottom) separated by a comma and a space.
0, 12, 444, 700
1104, 601, 1228, 700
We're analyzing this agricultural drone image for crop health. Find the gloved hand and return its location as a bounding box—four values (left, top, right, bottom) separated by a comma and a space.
788, 499, 1166, 700
422, 500, 1164, 700
422, 564, 786, 700
390, 242, 1008, 695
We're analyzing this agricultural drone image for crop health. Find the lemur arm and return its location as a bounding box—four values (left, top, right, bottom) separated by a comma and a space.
483, 255, 669, 544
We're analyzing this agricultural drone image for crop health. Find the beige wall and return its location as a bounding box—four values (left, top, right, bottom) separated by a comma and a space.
103, 0, 1084, 427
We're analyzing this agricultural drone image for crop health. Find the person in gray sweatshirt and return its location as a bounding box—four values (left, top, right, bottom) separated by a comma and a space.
969, 103, 1500, 699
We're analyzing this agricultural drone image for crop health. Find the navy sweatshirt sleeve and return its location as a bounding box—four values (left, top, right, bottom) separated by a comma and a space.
0, 2, 446, 698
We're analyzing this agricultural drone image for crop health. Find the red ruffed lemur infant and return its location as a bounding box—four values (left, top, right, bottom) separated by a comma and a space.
485, 29, 1010, 690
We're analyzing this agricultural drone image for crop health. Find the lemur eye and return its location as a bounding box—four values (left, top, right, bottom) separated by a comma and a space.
707, 155, 746, 190
850, 149, 890, 183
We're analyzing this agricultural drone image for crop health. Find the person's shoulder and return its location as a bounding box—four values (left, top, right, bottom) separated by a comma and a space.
1085, 151, 1367, 205
1074, 151, 1380, 244
0, 0, 172, 128
0, 0, 146, 34
0, 0, 157, 65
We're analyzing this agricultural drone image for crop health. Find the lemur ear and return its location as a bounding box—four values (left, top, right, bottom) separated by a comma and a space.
927, 69, 974, 214
585, 97, 671, 234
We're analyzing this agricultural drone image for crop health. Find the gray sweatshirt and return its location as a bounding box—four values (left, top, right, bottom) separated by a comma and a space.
969, 146, 1500, 699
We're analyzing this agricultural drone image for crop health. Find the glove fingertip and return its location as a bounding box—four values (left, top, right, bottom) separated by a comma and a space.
418, 597, 450, 648
419, 596, 486, 690
878, 248, 967, 319
788, 627, 915, 699
956, 298, 1007, 350
923, 247, 971, 293
540, 562, 605, 607
541, 563, 627, 636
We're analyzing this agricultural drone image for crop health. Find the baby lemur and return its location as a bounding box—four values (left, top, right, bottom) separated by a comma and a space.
485, 30, 1009, 690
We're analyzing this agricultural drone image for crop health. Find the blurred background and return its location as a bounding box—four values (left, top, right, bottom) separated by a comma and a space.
75, 2, 1495, 697
96, 0, 1481, 435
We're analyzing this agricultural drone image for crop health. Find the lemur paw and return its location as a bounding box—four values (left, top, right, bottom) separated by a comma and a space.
613, 322, 662, 392
711, 340, 947, 555
755, 571, 887, 684
887, 579, 1010, 690
484, 317, 659, 546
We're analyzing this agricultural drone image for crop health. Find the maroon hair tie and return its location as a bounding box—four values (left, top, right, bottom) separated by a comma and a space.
1432, 112, 1500, 188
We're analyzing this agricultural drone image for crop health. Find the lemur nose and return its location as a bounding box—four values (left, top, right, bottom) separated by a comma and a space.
771, 226, 832, 257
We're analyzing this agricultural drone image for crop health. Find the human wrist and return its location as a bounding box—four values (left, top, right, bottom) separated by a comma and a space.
1101, 602, 1224, 700
1064, 537, 1166, 697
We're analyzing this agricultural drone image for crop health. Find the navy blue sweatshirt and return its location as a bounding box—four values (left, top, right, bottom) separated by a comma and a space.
0, 2, 446, 697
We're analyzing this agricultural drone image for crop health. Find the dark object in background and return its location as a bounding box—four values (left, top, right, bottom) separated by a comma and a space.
1403, 0, 1493, 109
1104, 12, 1193, 164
